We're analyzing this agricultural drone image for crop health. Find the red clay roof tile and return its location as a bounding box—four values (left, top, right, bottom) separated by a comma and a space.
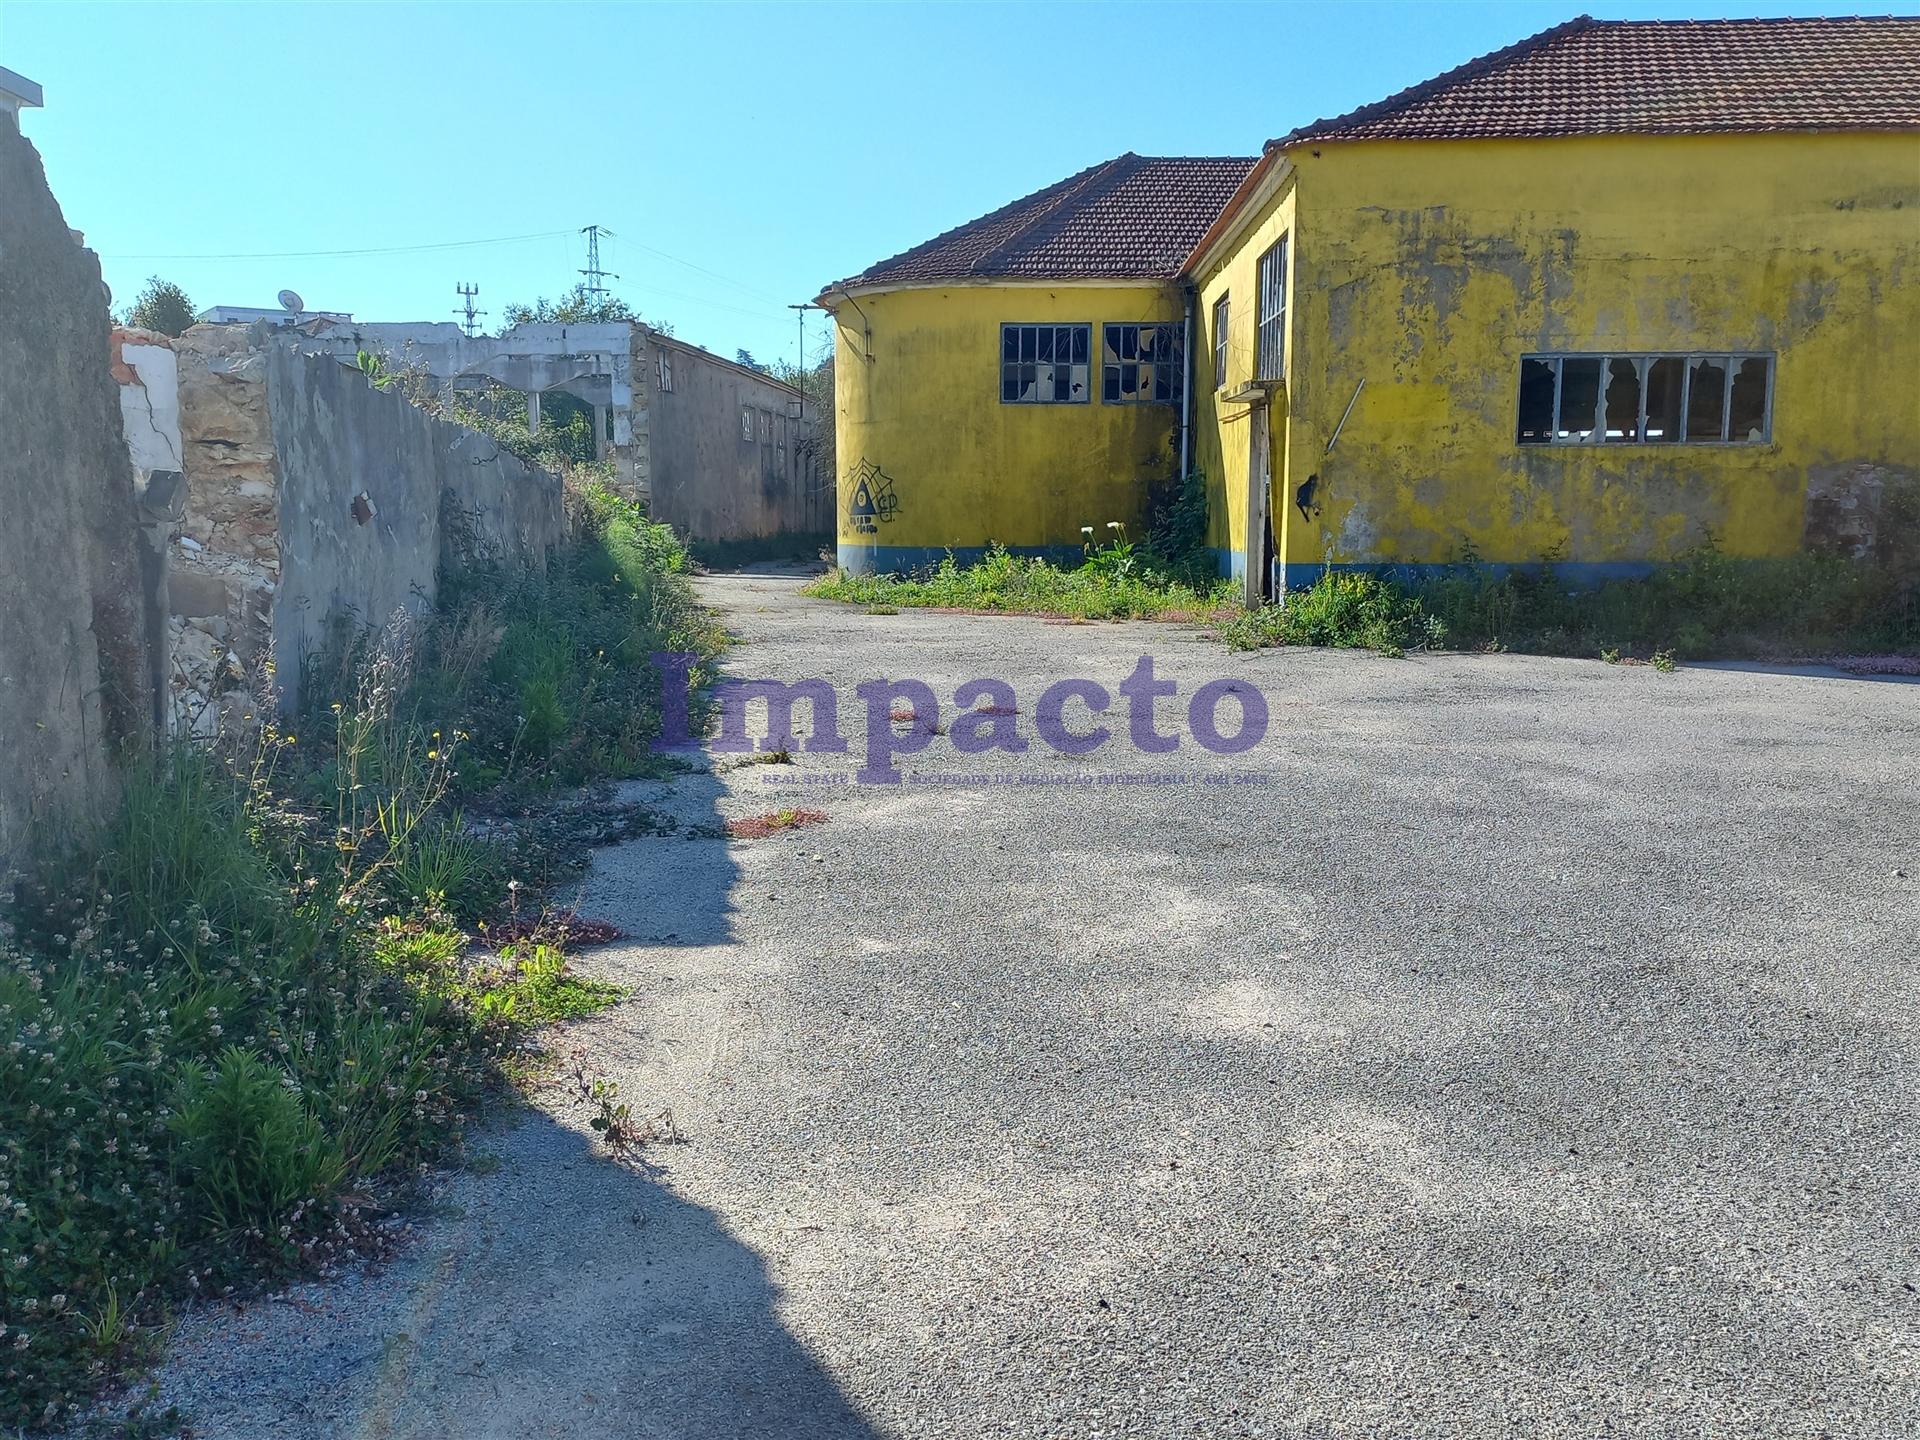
1277, 14, 1920, 146
826, 153, 1258, 290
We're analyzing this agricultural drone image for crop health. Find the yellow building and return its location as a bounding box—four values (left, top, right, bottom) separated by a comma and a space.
815, 154, 1256, 574
822, 16, 1920, 594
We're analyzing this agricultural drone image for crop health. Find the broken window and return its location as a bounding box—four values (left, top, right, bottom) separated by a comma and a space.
1517, 358, 1556, 444
1102, 323, 1184, 404
1000, 323, 1091, 404
657, 351, 673, 393
1603, 357, 1641, 441
1256, 236, 1288, 380
1515, 353, 1772, 446
741, 405, 754, 441
1556, 357, 1602, 442
1686, 357, 1729, 441
1728, 357, 1771, 442
1212, 294, 1230, 390
1644, 357, 1685, 442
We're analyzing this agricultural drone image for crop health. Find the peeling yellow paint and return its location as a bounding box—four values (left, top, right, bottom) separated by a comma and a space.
827, 283, 1183, 569
1194, 131, 1920, 579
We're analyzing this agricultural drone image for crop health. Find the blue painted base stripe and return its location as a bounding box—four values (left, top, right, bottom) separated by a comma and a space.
1279, 559, 1661, 590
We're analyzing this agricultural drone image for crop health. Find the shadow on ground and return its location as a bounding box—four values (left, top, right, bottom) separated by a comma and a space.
153, 1114, 883, 1440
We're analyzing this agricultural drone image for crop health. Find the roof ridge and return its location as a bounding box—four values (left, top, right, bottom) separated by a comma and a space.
969, 152, 1142, 276
1271, 13, 1600, 148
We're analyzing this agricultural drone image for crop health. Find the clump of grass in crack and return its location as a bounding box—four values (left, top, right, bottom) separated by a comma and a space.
724, 808, 827, 840
717, 749, 793, 771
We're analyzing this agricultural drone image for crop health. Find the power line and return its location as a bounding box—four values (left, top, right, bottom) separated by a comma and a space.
103, 229, 576, 262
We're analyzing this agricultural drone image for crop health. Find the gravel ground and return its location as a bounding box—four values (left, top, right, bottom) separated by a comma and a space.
149, 572, 1919, 1438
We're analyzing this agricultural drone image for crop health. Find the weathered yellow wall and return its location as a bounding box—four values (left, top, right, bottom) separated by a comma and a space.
1195, 131, 1920, 584
827, 283, 1184, 571
1191, 170, 1297, 581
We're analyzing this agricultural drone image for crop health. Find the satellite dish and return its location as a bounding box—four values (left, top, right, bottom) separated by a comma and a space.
277, 289, 305, 316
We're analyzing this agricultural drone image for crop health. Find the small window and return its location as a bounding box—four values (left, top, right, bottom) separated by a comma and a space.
1102, 323, 1184, 405
657, 351, 673, 393
1517, 352, 1771, 446
1256, 236, 1288, 380
1000, 323, 1091, 404
1212, 294, 1230, 390
741, 406, 754, 441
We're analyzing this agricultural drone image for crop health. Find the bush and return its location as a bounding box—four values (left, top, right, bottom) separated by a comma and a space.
1218, 571, 1429, 655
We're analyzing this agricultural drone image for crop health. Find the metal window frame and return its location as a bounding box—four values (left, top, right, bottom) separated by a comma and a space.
1100, 321, 1185, 407
1517, 351, 1774, 447
998, 321, 1093, 406
1255, 235, 1288, 381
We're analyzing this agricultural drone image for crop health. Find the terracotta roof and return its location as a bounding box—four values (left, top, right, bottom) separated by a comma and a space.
825, 153, 1259, 291
1277, 14, 1920, 146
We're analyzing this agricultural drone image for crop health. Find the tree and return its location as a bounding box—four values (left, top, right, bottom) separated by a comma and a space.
735, 348, 765, 372
771, 347, 836, 487
500, 284, 668, 333
122, 276, 196, 337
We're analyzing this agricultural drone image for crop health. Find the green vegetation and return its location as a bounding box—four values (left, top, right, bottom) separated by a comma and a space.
1220, 548, 1919, 661
0, 482, 717, 1430
804, 538, 1234, 622
120, 277, 196, 338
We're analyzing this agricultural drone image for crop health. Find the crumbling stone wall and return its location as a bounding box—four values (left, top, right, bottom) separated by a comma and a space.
172, 327, 568, 718
0, 120, 153, 858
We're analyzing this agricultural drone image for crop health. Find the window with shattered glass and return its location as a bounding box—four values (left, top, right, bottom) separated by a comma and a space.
1102, 323, 1184, 405
1516, 353, 1772, 446
1000, 324, 1091, 404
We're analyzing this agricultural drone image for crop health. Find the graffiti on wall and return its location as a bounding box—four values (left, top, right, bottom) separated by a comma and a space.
847, 459, 902, 535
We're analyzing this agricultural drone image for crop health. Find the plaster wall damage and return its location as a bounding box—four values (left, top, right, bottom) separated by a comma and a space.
170, 325, 569, 724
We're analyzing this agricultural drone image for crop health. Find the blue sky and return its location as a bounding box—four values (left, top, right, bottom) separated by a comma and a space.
8, 0, 1820, 367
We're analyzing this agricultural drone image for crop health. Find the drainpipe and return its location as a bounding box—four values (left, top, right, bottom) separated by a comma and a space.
1178, 286, 1194, 478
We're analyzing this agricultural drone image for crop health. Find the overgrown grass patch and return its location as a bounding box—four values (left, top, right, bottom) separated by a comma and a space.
804, 543, 1233, 622
1218, 549, 1918, 662
1, 483, 705, 1431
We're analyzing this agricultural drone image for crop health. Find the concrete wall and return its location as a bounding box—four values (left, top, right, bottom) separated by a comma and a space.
0, 121, 153, 855
172, 327, 568, 717
640, 335, 828, 547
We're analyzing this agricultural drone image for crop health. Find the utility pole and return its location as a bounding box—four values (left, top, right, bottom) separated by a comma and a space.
580, 225, 619, 297
454, 282, 485, 337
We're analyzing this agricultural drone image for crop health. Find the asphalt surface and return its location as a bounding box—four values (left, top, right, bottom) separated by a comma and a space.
152, 572, 1919, 1438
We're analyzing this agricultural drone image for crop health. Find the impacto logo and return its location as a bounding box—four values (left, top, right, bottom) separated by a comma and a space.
652, 653, 1268, 784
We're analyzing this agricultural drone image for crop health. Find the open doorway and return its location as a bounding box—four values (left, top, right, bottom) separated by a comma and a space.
1246, 402, 1275, 605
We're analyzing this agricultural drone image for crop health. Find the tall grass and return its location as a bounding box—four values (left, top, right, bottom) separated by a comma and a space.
804, 543, 1232, 621
0, 481, 704, 1430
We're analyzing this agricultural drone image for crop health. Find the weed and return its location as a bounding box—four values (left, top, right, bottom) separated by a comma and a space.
562, 1051, 679, 1164
1600, 647, 1621, 664
864, 605, 900, 616
1651, 649, 1678, 673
